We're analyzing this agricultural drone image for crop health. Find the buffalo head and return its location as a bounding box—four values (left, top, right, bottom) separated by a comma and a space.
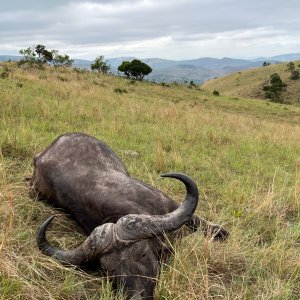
37, 173, 198, 299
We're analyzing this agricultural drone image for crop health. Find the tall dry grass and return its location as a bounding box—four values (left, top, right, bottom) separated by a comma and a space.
0, 62, 299, 299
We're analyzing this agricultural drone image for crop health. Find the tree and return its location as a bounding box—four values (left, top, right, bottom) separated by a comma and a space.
19, 47, 36, 66
19, 45, 73, 68
262, 73, 286, 102
118, 61, 131, 78
35, 44, 53, 64
262, 61, 271, 67
52, 52, 74, 67
118, 59, 152, 80
91, 55, 110, 73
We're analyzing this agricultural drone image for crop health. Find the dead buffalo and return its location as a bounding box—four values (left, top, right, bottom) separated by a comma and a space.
31, 132, 228, 299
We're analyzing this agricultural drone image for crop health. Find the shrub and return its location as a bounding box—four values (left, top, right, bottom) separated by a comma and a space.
262, 61, 271, 67
160, 82, 169, 87
213, 90, 220, 96
114, 88, 128, 94
287, 61, 295, 71
1, 66, 10, 79
290, 69, 300, 80
189, 80, 197, 88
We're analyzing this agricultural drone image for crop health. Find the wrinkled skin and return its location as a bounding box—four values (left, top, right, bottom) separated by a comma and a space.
32, 133, 229, 299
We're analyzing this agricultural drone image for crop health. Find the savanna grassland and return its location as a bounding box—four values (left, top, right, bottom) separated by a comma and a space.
202, 60, 300, 105
0, 62, 300, 299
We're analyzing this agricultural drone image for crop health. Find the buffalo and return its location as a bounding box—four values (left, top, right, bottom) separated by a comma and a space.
31, 132, 228, 299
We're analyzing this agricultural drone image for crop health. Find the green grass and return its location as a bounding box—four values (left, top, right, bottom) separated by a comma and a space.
0, 62, 299, 299
202, 60, 300, 105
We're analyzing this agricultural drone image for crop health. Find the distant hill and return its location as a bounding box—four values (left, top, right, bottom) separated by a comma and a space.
0, 55, 21, 62
1, 52, 300, 84
202, 60, 300, 105
267, 53, 300, 61
143, 57, 278, 83
147, 65, 222, 84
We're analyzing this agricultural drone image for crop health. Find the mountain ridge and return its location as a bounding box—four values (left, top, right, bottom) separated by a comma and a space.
1, 53, 300, 83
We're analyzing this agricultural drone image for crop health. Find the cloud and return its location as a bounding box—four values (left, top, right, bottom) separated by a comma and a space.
0, 0, 299, 59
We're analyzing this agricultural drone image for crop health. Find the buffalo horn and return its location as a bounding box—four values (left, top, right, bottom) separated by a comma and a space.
37, 216, 115, 265
115, 173, 199, 241
37, 173, 198, 263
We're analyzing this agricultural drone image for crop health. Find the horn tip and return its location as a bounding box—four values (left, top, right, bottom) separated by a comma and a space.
160, 172, 176, 178
45, 215, 56, 225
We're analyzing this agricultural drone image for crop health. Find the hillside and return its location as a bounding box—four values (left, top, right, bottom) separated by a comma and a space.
202, 60, 300, 105
0, 62, 300, 299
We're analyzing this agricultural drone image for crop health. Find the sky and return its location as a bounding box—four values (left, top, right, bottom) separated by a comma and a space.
0, 0, 299, 60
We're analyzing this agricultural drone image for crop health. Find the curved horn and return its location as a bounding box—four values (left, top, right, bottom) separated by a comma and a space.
37, 216, 115, 265
37, 173, 198, 262
115, 173, 199, 241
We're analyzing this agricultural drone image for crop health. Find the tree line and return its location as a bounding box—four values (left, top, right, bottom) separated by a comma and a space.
90, 55, 152, 80
19, 44, 152, 81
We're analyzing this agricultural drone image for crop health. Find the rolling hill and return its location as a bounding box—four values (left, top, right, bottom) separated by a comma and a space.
202, 60, 300, 105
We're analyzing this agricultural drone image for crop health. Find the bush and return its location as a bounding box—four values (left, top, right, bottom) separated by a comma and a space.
1, 66, 10, 79
189, 80, 197, 88
287, 61, 295, 71
213, 90, 220, 96
160, 82, 169, 87
290, 69, 300, 80
114, 88, 128, 94
262, 61, 271, 67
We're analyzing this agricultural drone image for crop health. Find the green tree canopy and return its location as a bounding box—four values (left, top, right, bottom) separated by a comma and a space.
19, 45, 73, 68
262, 73, 287, 102
118, 59, 152, 80
35, 44, 53, 64
52, 51, 74, 67
91, 55, 110, 73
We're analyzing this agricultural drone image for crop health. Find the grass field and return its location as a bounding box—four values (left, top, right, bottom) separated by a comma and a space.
202, 60, 300, 105
0, 62, 300, 299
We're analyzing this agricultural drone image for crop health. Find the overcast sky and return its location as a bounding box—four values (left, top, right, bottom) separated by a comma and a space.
1, 0, 299, 60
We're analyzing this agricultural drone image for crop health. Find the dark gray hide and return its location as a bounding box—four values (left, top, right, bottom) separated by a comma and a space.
32, 133, 228, 299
